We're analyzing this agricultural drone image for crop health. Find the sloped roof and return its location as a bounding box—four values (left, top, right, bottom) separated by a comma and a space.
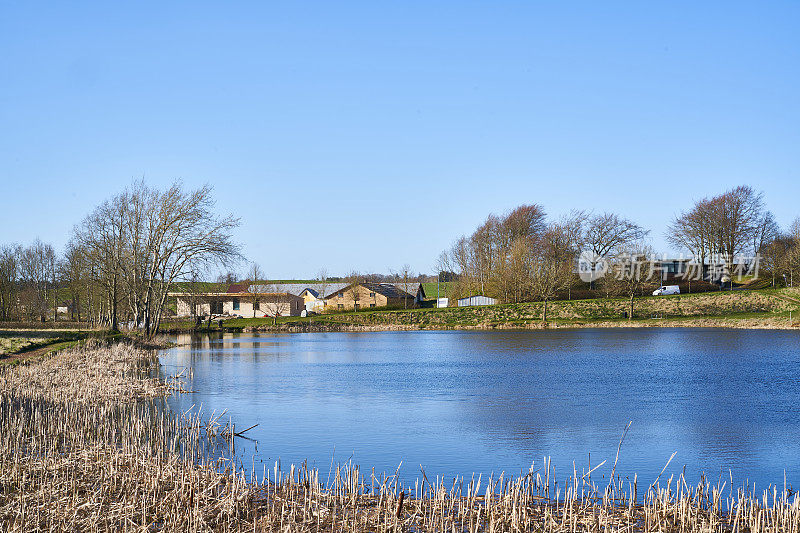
227, 283, 250, 293
324, 282, 416, 300
229, 281, 421, 298
249, 283, 349, 298
372, 283, 414, 299
386, 282, 423, 297
169, 291, 301, 299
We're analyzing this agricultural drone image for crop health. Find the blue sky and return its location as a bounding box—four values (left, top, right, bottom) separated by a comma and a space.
1, 2, 798, 278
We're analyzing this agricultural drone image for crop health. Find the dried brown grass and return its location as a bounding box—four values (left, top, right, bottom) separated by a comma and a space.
1, 342, 799, 531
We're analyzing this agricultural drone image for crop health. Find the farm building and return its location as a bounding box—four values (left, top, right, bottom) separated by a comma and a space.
249, 283, 349, 313
171, 287, 304, 318
457, 295, 498, 307
171, 281, 426, 316
324, 282, 418, 311
283, 282, 424, 312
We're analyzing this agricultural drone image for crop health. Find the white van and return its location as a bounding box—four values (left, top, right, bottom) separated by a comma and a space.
653, 285, 680, 296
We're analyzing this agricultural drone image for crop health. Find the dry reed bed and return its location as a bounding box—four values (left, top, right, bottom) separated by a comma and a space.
0, 341, 258, 531
1, 342, 800, 531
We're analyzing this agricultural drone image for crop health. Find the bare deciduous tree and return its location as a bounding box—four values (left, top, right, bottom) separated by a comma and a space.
667, 198, 717, 267
717, 186, 764, 274
583, 213, 648, 289
786, 217, 800, 287
253, 282, 288, 325
60, 241, 89, 322
246, 263, 266, 318
71, 181, 242, 336
442, 204, 548, 303
0, 244, 22, 321
667, 186, 767, 283
346, 271, 364, 311
434, 251, 453, 303
19, 239, 57, 322
604, 242, 655, 320
182, 269, 210, 320
760, 236, 792, 287
791, 218, 800, 241
216, 271, 239, 285
317, 268, 329, 300
502, 204, 547, 244
531, 216, 583, 321
393, 263, 415, 309
752, 211, 780, 259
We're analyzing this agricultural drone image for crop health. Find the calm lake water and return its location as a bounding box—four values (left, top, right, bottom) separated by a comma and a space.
160, 328, 800, 490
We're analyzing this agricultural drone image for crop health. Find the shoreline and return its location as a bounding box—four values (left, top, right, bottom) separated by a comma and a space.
2, 340, 800, 531
168, 316, 799, 334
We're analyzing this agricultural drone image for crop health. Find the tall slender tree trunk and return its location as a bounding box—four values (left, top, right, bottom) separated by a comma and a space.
542, 299, 548, 322
111, 272, 119, 331
151, 286, 171, 337
629, 295, 634, 321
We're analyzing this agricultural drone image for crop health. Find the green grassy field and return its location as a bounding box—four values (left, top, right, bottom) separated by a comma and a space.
421, 282, 455, 300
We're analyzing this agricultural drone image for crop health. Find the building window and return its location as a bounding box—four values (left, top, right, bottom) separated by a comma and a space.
337, 304, 344, 309
369, 292, 375, 297
370, 303, 375, 308
233, 298, 240, 310
354, 304, 360, 311
338, 292, 344, 297
211, 301, 223, 315
254, 301, 260, 310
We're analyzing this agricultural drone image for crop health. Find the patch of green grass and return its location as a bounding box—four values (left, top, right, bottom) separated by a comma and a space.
168, 281, 226, 292
0, 336, 40, 355
421, 282, 456, 300
0, 330, 85, 356
0, 329, 133, 360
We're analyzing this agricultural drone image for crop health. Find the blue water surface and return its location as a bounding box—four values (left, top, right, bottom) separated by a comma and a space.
159, 328, 800, 491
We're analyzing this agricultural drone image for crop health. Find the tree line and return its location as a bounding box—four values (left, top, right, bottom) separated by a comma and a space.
0, 240, 58, 323
667, 185, 799, 287
2, 182, 798, 327
1, 181, 241, 336
439, 185, 800, 316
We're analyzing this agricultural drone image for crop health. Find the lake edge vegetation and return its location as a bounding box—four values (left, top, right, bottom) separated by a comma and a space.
2, 339, 800, 531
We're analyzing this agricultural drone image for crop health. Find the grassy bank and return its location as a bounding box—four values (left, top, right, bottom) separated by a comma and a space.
1, 341, 799, 531
161, 287, 800, 333
0, 329, 108, 364
0, 328, 177, 365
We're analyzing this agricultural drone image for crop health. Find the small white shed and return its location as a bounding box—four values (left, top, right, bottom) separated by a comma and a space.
457, 295, 498, 307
